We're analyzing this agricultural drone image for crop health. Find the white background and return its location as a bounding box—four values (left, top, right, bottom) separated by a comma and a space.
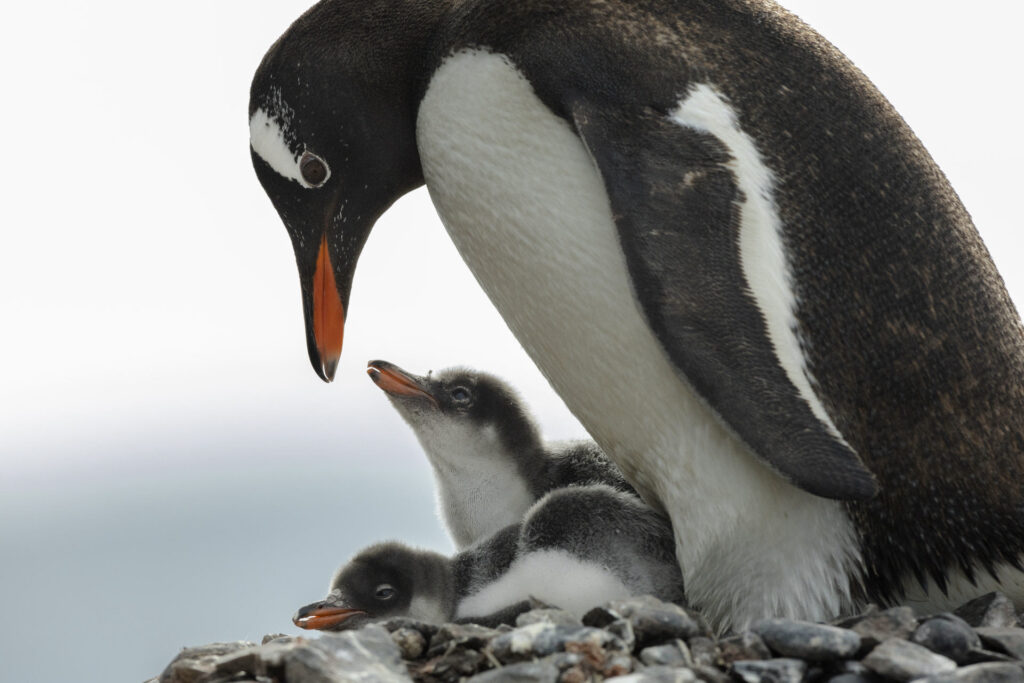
0, 2, 1020, 681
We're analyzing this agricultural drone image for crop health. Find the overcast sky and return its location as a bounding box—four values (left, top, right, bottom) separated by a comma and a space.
0, 2, 1021, 681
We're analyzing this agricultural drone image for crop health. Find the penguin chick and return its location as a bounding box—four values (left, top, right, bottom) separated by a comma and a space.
293, 484, 683, 630
367, 360, 635, 549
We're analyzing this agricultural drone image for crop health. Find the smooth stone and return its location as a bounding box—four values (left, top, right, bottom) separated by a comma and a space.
391, 627, 426, 660
965, 649, 1020, 665
487, 623, 626, 663
612, 666, 699, 683
421, 648, 487, 680
863, 638, 957, 681
261, 634, 290, 645
584, 596, 703, 646
607, 618, 637, 652
977, 628, 1024, 660
956, 594, 1019, 629
692, 665, 731, 683
751, 618, 861, 661
380, 617, 439, 639
427, 623, 500, 657
516, 609, 584, 629
159, 641, 258, 683
913, 616, 983, 664
847, 607, 919, 649
827, 675, 874, 683
915, 662, 1024, 683
293, 626, 410, 683
719, 631, 772, 664
640, 642, 691, 667
465, 660, 560, 682
731, 658, 807, 683
688, 637, 719, 668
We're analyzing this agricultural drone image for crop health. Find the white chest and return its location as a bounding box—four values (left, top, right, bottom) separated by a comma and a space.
414, 421, 535, 550
416, 49, 860, 629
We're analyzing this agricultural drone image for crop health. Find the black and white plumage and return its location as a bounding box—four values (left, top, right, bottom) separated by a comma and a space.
293, 484, 683, 630
251, 0, 1024, 629
366, 360, 634, 549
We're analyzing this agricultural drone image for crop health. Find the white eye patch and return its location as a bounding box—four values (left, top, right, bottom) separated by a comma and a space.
249, 107, 330, 188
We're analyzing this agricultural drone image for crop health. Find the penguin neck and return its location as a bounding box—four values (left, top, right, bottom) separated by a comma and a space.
412, 419, 540, 550
406, 549, 457, 623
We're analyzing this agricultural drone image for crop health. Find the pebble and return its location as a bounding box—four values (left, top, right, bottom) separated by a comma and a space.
583, 596, 703, 647
978, 628, 1024, 660
640, 642, 691, 667
956, 594, 1019, 629
152, 594, 1024, 683
751, 618, 861, 661
862, 637, 957, 681
918, 662, 1024, 682
516, 609, 583, 629
718, 631, 771, 664
465, 660, 559, 682
913, 616, 983, 664
617, 666, 699, 682
731, 657, 807, 683
841, 606, 918, 649
687, 637, 719, 668
427, 623, 500, 657
391, 626, 427, 660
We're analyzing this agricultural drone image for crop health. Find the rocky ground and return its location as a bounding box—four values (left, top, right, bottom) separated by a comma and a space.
154, 593, 1024, 683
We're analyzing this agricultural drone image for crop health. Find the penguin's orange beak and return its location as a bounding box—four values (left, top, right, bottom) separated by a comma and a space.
312, 234, 345, 381
366, 360, 438, 406
293, 603, 366, 631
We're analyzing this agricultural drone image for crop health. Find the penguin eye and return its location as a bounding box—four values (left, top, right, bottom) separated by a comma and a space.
450, 387, 471, 402
374, 584, 396, 601
299, 151, 329, 187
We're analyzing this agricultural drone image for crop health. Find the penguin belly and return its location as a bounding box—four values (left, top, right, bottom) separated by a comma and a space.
417, 49, 862, 629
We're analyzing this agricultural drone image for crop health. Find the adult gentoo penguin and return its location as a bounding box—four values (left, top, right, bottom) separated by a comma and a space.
293, 484, 683, 630
249, 1, 1024, 628
367, 360, 633, 549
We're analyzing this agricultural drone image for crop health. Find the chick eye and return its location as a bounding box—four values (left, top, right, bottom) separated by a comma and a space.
299, 151, 329, 186
450, 387, 471, 402
374, 584, 396, 601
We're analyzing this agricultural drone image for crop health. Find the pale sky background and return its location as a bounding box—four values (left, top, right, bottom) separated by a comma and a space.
0, 2, 1021, 682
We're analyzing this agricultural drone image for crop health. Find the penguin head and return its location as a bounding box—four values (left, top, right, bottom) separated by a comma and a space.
249, 1, 440, 381
293, 541, 448, 630
366, 360, 542, 449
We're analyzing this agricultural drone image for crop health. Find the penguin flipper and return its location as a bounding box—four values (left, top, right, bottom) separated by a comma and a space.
570, 100, 878, 500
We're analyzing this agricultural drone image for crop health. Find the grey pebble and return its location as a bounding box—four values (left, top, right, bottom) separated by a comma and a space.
915, 662, 1024, 683
612, 665, 699, 682
846, 607, 919, 649
955, 594, 1019, 629
380, 616, 439, 639
487, 623, 626, 663
516, 608, 584, 629
827, 675, 874, 683
977, 628, 1024, 660
718, 631, 771, 664
688, 637, 718, 668
913, 616, 982, 664
390, 627, 426, 660
427, 622, 500, 657
731, 658, 807, 683
584, 596, 703, 647
608, 617, 638, 652
692, 665, 731, 683
751, 618, 861, 661
466, 660, 560, 682
862, 637, 957, 681
159, 641, 258, 683
640, 642, 691, 667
